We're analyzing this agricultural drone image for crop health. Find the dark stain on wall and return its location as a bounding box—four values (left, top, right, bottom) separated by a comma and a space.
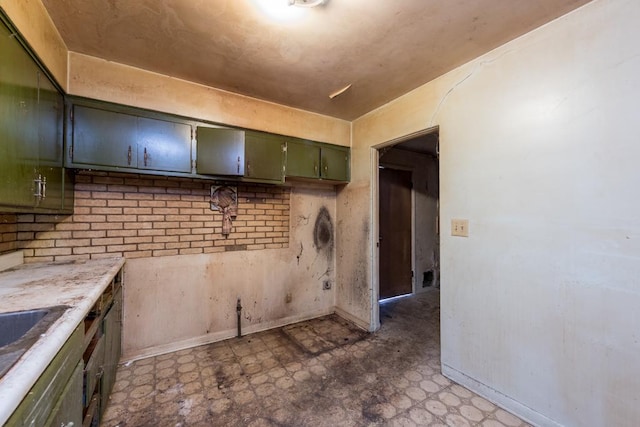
313, 206, 334, 259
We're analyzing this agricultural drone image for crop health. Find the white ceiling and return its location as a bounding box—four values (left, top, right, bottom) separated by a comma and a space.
41, 0, 591, 120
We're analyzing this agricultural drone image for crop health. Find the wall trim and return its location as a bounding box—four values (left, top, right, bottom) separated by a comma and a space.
123, 307, 335, 361
334, 306, 370, 331
442, 363, 562, 427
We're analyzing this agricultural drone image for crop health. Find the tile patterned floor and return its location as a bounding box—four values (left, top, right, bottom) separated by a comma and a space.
102, 290, 530, 426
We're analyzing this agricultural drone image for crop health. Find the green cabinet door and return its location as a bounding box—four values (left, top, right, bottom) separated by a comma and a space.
0, 20, 40, 209
137, 116, 192, 173
320, 144, 350, 181
44, 361, 83, 427
6, 327, 83, 427
196, 127, 245, 176
72, 105, 138, 168
0, 19, 69, 213
36, 71, 65, 211
245, 131, 285, 183
285, 139, 350, 182
285, 139, 321, 179
72, 105, 192, 173
101, 287, 122, 414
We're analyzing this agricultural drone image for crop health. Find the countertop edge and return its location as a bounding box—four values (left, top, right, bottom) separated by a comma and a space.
0, 257, 125, 425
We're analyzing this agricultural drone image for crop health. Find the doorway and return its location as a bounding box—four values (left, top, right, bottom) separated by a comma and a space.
376, 129, 440, 306
378, 167, 413, 299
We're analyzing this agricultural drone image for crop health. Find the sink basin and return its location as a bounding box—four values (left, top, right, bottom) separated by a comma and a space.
0, 306, 68, 378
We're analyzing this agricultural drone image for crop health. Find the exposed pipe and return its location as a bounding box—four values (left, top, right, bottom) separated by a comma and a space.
236, 298, 242, 338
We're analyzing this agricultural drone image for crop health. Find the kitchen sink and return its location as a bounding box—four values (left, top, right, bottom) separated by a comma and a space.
0, 306, 68, 378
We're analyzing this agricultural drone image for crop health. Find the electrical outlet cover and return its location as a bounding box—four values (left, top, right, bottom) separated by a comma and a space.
451, 219, 469, 237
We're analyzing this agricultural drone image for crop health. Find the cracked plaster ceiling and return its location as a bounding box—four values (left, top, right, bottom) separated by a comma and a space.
42, 0, 591, 120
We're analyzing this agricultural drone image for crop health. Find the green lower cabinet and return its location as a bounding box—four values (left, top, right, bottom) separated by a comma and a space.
44, 361, 83, 427
101, 287, 123, 412
6, 327, 83, 427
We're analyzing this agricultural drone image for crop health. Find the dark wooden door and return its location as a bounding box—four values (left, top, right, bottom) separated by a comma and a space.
379, 167, 412, 299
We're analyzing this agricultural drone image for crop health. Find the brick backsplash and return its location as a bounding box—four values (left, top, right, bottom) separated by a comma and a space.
15, 171, 290, 263
0, 214, 18, 255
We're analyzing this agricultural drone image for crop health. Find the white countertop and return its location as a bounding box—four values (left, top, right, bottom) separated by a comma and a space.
0, 255, 125, 425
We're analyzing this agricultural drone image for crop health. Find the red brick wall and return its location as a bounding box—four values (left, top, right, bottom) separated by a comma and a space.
0, 214, 18, 254
15, 171, 290, 263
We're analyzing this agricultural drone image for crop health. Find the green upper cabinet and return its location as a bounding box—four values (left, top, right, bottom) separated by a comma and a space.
0, 17, 69, 213
285, 139, 350, 182
196, 127, 244, 176
285, 138, 321, 179
244, 131, 285, 183
70, 104, 192, 174
320, 143, 350, 181
137, 116, 192, 172
196, 127, 285, 183
72, 106, 137, 169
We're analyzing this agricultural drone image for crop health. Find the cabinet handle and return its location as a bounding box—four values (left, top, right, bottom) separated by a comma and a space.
127, 146, 132, 166
41, 176, 47, 199
324, 164, 328, 173
237, 156, 241, 174
247, 161, 251, 176
314, 163, 318, 173
33, 175, 42, 198
144, 147, 148, 167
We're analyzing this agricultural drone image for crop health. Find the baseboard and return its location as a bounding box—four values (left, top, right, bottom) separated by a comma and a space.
442, 364, 562, 427
334, 306, 371, 331
122, 307, 335, 362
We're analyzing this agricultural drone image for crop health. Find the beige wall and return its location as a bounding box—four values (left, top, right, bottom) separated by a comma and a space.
124, 185, 337, 359
0, 0, 67, 89
68, 52, 351, 146
345, 0, 640, 425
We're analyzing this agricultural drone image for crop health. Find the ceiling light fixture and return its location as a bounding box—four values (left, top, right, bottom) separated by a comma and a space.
288, 0, 326, 7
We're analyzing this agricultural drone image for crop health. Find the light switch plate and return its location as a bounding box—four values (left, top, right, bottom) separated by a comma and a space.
451, 219, 469, 237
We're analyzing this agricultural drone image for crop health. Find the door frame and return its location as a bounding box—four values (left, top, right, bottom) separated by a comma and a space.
370, 126, 439, 330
